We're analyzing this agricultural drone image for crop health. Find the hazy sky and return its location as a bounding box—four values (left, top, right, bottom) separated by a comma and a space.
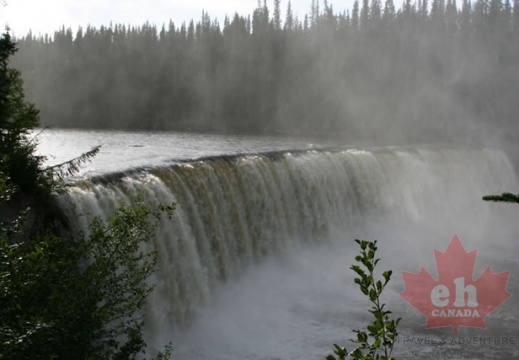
1, 0, 355, 37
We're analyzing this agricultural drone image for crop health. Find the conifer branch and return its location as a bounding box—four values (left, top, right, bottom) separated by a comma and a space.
482, 193, 519, 204
42, 145, 101, 180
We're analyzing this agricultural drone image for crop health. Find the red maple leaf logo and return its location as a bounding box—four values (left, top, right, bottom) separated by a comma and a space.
401, 234, 511, 334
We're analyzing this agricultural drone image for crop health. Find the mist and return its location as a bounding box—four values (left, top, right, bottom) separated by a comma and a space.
11, 0, 519, 156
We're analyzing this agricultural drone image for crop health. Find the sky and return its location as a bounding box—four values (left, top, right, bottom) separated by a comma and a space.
1, 0, 356, 38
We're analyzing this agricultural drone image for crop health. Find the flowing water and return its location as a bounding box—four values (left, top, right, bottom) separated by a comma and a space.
38, 130, 519, 359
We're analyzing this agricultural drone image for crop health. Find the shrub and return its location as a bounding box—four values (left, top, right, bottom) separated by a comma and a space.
327, 240, 400, 360
0, 193, 175, 359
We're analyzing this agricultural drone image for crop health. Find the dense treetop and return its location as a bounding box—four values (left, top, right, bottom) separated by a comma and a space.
11, 0, 519, 146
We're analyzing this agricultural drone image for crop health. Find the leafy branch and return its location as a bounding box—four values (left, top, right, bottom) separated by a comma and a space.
327, 239, 400, 360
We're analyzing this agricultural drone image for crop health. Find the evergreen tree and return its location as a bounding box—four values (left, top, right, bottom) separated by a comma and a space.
370, 0, 382, 30
472, 0, 487, 37
445, 0, 458, 36
488, 0, 503, 35
311, 0, 317, 24
273, 0, 282, 30
361, 0, 370, 31
285, 1, 295, 30
0, 32, 49, 199
514, 0, 519, 31
352, 0, 360, 30
503, 0, 512, 31
459, 0, 472, 39
383, 0, 396, 23
421, 0, 429, 20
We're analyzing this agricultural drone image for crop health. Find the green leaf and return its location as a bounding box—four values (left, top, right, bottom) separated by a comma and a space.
352, 348, 364, 358
383, 271, 392, 286
365, 261, 374, 272
369, 289, 377, 302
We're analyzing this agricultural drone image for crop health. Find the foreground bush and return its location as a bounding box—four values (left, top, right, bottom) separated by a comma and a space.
327, 240, 400, 360
0, 193, 174, 359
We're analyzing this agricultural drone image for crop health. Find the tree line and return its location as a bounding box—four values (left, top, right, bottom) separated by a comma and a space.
11, 0, 519, 146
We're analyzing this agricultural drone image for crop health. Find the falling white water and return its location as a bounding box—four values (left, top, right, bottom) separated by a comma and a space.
56, 146, 519, 359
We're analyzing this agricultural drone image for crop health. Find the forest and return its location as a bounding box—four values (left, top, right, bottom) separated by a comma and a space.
11, 0, 519, 148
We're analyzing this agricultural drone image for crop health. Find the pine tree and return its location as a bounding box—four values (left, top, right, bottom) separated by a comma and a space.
361, 0, 370, 31
514, 0, 519, 32
472, 0, 487, 38
371, 0, 382, 29
488, 0, 503, 35
422, 0, 429, 20
383, 0, 396, 22
503, 0, 512, 31
273, 0, 282, 30
285, 1, 294, 30
446, 0, 458, 35
459, 0, 472, 39
187, 20, 195, 42
0, 32, 49, 199
352, 0, 360, 31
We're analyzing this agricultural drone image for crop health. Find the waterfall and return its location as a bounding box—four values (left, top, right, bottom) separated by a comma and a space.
56, 145, 518, 353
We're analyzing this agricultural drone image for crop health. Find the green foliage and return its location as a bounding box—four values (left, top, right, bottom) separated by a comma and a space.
0, 193, 176, 359
0, 32, 50, 199
482, 192, 519, 204
0, 229, 81, 358
0, 170, 14, 203
327, 240, 401, 360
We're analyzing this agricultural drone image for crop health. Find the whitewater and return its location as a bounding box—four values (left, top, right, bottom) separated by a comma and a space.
38, 130, 519, 359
